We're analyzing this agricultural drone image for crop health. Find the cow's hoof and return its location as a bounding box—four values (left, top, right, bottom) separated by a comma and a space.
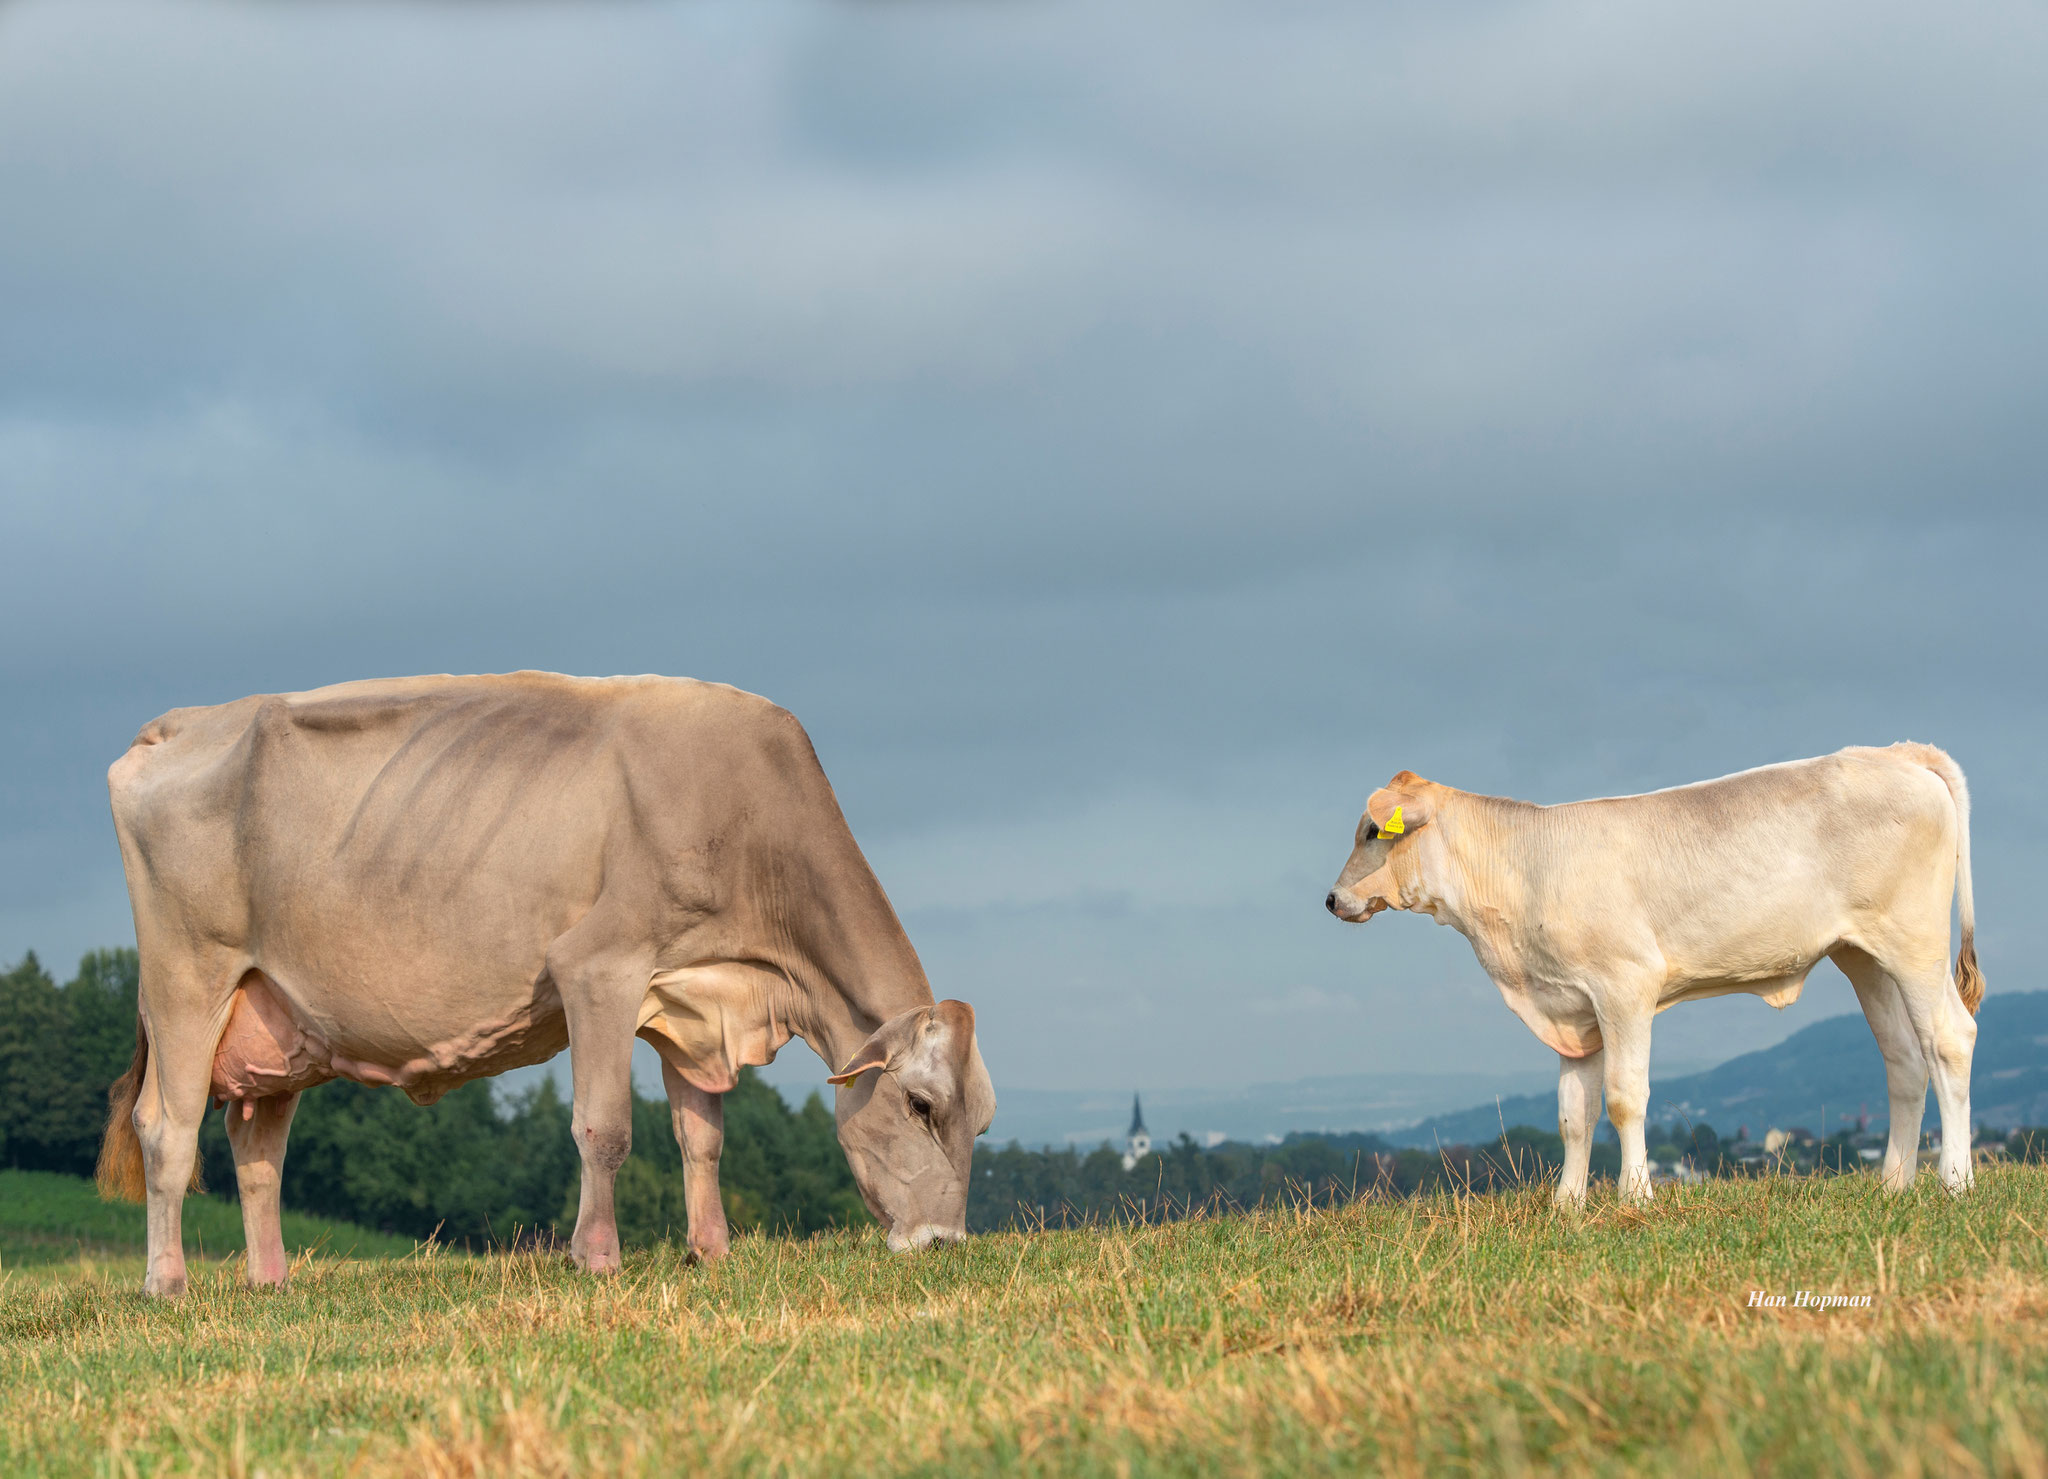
141, 1272, 187, 1299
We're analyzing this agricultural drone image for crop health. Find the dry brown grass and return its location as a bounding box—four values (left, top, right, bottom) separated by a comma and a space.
7, 1168, 2048, 1476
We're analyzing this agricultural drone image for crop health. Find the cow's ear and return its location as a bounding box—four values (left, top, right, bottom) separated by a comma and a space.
826, 1004, 935, 1085
825, 1054, 887, 1086
1367, 772, 1434, 835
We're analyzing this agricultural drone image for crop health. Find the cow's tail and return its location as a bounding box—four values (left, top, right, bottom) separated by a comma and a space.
1908, 744, 1983, 1015
97, 1018, 149, 1203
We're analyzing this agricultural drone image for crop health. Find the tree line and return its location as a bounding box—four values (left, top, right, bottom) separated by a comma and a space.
0, 949, 865, 1246
8, 949, 2034, 1248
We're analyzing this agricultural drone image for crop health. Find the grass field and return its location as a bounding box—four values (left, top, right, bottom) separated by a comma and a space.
5, 1167, 2048, 1477
0, 1170, 417, 1272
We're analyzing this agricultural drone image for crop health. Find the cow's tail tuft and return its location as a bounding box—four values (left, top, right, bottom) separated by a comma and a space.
1908, 744, 1983, 1015
97, 1018, 149, 1203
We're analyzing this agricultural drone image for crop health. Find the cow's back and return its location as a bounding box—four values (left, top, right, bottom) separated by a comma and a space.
1529, 745, 1957, 985
108, 673, 800, 1059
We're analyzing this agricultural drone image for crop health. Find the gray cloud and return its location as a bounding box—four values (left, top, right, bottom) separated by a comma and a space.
2, 0, 2044, 1110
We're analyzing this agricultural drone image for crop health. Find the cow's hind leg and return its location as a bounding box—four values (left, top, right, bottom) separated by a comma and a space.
551, 932, 651, 1275
1884, 952, 1977, 1193
1555, 1049, 1604, 1206
1835, 947, 1928, 1192
120, 940, 245, 1297
132, 977, 236, 1297
225, 1091, 301, 1287
660, 1061, 730, 1263
133, 1042, 212, 1297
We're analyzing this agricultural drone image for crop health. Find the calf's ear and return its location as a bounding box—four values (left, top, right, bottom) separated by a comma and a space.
1367, 771, 1435, 834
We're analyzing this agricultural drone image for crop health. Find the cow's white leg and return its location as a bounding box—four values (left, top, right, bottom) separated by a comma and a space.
660, 1060, 730, 1263
133, 1033, 214, 1298
1838, 950, 1928, 1192
225, 1091, 301, 1288
1891, 960, 1977, 1193
552, 942, 649, 1275
128, 952, 241, 1299
1600, 1014, 1655, 1204
1555, 1049, 1604, 1205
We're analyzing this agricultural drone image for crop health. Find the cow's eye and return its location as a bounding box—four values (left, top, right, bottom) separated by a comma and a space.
908, 1094, 933, 1119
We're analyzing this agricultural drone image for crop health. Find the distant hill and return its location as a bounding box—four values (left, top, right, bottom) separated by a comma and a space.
1384, 990, 2048, 1148
981, 1068, 1560, 1150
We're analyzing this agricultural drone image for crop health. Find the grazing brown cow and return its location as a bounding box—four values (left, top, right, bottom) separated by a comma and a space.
99, 672, 994, 1296
1327, 744, 1981, 1203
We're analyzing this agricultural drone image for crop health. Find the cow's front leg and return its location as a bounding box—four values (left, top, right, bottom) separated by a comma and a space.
660, 1061, 730, 1263
1554, 1049, 1604, 1206
553, 944, 648, 1276
225, 1091, 301, 1287
1600, 1014, 1654, 1204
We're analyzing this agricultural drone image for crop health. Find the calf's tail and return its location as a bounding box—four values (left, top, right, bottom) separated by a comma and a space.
97, 1018, 149, 1203
1908, 744, 1983, 1015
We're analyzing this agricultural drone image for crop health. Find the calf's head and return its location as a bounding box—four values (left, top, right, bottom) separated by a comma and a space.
827, 999, 995, 1250
1327, 770, 1437, 922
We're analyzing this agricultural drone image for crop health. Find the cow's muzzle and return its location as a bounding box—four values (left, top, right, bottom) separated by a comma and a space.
887, 1223, 969, 1252
1326, 888, 1373, 923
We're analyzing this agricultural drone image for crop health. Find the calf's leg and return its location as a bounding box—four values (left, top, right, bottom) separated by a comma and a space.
225, 1091, 301, 1287
1836, 948, 1928, 1192
1889, 956, 1977, 1193
660, 1061, 730, 1262
1599, 1014, 1654, 1204
1555, 1049, 1604, 1205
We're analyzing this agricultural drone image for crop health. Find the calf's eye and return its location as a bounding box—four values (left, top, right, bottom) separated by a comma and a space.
909, 1094, 933, 1119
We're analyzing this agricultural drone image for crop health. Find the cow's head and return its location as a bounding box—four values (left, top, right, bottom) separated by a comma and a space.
827, 999, 995, 1250
1327, 770, 1438, 922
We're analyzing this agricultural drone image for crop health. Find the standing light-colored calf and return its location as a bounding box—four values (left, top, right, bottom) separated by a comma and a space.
1325, 744, 1982, 1202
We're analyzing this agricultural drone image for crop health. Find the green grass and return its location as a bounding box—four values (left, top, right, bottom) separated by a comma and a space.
0, 1170, 417, 1273
5, 1166, 2048, 1476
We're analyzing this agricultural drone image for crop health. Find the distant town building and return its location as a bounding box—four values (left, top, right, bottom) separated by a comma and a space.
1122, 1094, 1153, 1171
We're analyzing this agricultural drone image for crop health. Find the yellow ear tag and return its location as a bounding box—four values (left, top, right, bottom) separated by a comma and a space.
1383, 806, 1404, 835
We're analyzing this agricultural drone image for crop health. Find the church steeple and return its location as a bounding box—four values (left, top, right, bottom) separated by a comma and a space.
1122, 1093, 1153, 1170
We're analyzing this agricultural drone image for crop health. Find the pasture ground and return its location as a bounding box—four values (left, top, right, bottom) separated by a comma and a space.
0, 1171, 415, 1270
4, 1167, 2048, 1477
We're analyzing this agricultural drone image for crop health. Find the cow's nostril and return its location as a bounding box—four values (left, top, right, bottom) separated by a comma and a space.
1325, 891, 1339, 914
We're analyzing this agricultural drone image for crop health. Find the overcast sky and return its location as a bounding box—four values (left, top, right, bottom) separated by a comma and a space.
3, 0, 2044, 1105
